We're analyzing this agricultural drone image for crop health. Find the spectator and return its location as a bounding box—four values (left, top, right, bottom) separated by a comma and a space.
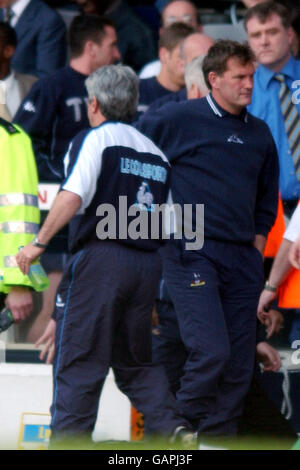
138, 22, 194, 115
0, 21, 36, 120
0, 118, 41, 329
137, 40, 279, 438
246, 1, 300, 218
181, 32, 214, 64
138, 32, 214, 114
13, 14, 120, 342
16, 64, 193, 444
140, 0, 202, 79
15, 14, 120, 188
184, 54, 209, 98
75, 0, 156, 72
245, 2, 300, 342
0, 0, 67, 77
258, 204, 300, 320
290, 232, 300, 268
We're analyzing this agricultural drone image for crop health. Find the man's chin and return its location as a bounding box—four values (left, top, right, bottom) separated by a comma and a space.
239, 97, 252, 107
257, 53, 275, 65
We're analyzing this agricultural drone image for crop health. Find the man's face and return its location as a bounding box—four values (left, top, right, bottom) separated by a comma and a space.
164, 45, 185, 88
91, 26, 120, 71
246, 13, 293, 71
211, 57, 254, 114
162, 1, 200, 31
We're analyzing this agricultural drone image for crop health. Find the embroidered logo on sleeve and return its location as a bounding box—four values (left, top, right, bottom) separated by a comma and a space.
23, 101, 36, 113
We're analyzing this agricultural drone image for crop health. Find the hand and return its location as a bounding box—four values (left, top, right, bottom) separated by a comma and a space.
264, 309, 284, 339
289, 236, 300, 270
257, 288, 277, 323
256, 341, 281, 372
35, 319, 56, 364
5, 286, 33, 323
16, 243, 45, 275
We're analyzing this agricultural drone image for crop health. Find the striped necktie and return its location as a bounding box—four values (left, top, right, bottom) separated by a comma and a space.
275, 73, 300, 180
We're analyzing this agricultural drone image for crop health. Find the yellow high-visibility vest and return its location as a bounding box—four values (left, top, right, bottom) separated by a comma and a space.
0, 118, 41, 293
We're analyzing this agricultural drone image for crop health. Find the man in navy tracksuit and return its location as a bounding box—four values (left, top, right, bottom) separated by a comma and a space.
137, 40, 279, 437
16, 65, 190, 442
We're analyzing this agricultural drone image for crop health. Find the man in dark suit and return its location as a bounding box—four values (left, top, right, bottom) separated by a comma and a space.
0, 21, 37, 120
0, 0, 67, 77
75, 0, 156, 72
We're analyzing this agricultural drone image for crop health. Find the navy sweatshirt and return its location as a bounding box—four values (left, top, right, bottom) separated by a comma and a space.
14, 66, 89, 182
137, 77, 174, 116
136, 93, 279, 244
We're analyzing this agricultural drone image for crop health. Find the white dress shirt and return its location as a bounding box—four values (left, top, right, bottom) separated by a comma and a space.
3, 72, 21, 118
7, 0, 31, 27
284, 205, 300, 242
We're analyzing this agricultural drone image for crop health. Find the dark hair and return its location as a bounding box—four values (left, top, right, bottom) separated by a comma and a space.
0, 21, 17, 48
158, 22, 194, 51
244, 1, 292, 30
68, 14, 115, 58
202, 40, 254, 90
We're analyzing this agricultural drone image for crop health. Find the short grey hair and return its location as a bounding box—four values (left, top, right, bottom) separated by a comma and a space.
85, 65, 139, 122
184, 55, 208, 95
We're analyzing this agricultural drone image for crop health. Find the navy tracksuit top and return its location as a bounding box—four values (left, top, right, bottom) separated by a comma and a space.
136, 93, 279, 244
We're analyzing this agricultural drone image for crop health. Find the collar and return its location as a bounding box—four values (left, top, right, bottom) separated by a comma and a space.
206, 93, 248, 123
11, 0, 31, 19
2, 71, 15, 84
256, 55, 297, 90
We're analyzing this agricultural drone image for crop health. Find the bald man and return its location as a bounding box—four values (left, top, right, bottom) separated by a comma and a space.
139, 0, 202, 79
160, 0, 202, 31
181, 32, 214, 63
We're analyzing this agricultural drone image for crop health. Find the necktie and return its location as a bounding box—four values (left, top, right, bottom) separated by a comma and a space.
275, 73, 300, 181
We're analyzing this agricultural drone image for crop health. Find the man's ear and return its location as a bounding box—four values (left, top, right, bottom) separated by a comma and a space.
208, 71, 220, 90
84, 40, 95, 57
159, 47, 169, 64
90, 96, 99, 113
287, 26, 295, 47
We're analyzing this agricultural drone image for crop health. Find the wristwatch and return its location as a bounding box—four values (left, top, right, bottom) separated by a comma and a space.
32, 237, 48, 249
264, 280, 277, 292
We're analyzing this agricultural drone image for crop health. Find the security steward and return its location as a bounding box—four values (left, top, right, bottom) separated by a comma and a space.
0, 118, 41, 324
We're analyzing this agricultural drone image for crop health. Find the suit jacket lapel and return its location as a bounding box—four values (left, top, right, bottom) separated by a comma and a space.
14, 0, 36, 41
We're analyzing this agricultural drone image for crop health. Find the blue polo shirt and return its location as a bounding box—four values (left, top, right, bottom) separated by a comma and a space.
136, 93, 279, 244
248, 55, 300, 201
